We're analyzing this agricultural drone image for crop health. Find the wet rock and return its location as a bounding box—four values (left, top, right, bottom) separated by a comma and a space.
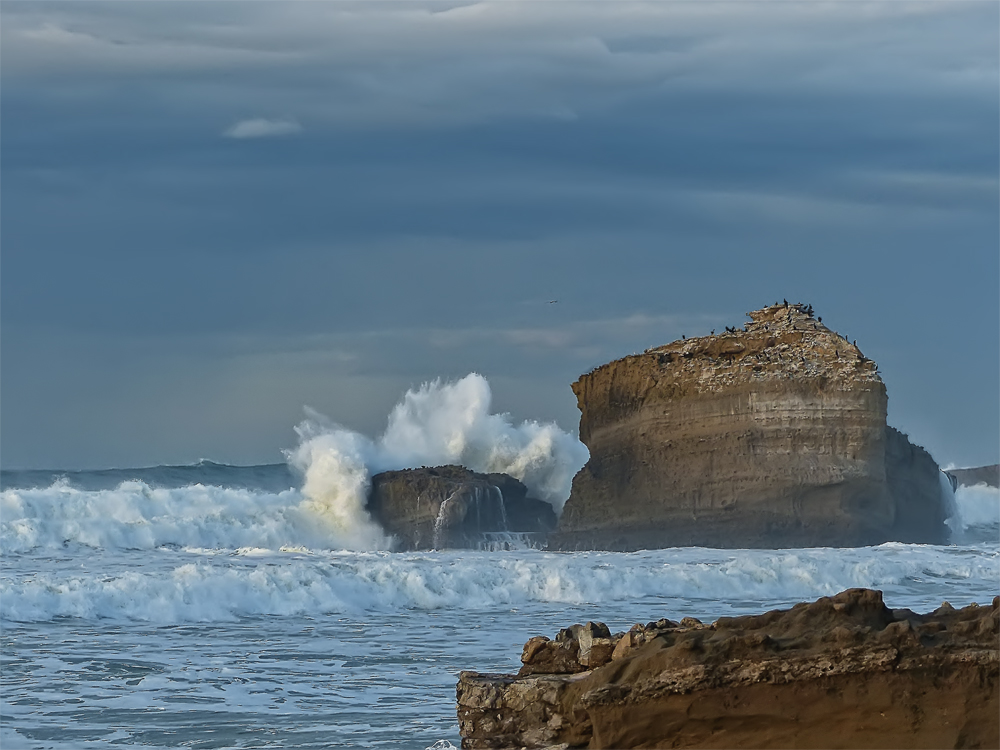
367, 465, 556, 550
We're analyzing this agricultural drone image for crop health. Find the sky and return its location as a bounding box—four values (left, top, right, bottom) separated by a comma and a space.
1, 0, 998, 471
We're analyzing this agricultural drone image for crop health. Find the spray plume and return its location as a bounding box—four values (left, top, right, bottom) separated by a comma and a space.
285, 374, 589, 549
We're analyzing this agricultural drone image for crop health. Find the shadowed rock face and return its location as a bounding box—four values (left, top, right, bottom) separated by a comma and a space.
551, 303, 949, 550
885, 426, 950, 543
458, 589, 1000, 749
367, 465, 556, 550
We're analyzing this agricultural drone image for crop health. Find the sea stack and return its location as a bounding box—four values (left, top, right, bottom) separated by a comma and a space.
551, 303, 949, 550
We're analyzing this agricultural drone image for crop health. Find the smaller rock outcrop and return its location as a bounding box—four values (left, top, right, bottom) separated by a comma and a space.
947, 464, 1000, 489
367, 466, 556, 550
458, 589, 999, 749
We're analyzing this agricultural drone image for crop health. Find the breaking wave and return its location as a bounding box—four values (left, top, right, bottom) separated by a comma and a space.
3, 545, 996, 624
286, 374, 588, 546
948, 483, 1000, 543
0, 375, 588, 553
0, 481, 325, 554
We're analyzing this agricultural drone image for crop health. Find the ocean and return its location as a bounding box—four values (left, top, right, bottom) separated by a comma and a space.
2, 377, 998, 749
1, 462, 997, 750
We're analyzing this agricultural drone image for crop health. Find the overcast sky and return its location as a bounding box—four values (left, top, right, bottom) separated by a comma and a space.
2, 1, 997, 470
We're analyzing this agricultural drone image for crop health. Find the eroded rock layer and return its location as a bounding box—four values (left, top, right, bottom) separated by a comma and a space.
457, 589, 1000, 749
551, 303, 947, 550
367, 465, 556, 550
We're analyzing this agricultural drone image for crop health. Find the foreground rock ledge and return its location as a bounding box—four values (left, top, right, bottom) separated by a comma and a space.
457, 589, 999, 749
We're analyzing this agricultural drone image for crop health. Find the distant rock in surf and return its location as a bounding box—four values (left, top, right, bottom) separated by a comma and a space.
947, 464, 1000, 489
550, 302, 951, 550
457, 588, 1000, 749
367, 465, 556, 551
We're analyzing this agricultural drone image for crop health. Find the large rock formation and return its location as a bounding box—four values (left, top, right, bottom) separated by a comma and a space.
457, 589, 1000, 749
367, 465, 556, 550
551, 303, 949, 550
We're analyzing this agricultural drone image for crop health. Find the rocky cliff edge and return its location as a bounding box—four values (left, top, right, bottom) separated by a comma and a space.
458, 588, 999, 749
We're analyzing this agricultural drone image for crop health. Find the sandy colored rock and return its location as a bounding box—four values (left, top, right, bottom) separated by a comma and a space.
550, 303, 949, 550
457, 589, 1000, 749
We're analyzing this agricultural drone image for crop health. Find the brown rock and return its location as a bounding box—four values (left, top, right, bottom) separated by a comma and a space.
457, 588, 1000, 749
549, 303, 950, 550
518, 638, 582, 677
611, 630, 639, 661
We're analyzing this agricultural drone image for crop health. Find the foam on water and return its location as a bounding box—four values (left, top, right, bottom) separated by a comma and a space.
3, 544, 996, 624
2, 471, 995, 558
0, 480, 338, 554
949, 483, 1000, 535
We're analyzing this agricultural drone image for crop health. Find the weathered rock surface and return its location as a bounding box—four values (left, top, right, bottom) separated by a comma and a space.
457, 588, 1000, 749
948, 464, 1000, 489
883, 426, 951, 543
367, 465, 556, 550
551, 303, 949, 550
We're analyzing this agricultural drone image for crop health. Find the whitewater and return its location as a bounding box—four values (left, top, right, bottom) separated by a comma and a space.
2, 376, 998, 749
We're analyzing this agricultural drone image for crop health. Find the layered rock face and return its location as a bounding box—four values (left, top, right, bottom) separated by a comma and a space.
457, 589, 1000, 749
552, 303, 948, 550
367, 465, 556, 550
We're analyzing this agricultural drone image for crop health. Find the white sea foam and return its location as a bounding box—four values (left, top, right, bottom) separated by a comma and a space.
287, 373, 589, 544
948, 483, 1000, 537
3, 545, 996, 623
0, 480, 341, 554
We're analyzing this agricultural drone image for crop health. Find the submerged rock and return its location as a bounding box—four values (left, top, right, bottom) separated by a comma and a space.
551, 303, 950, 550
458, 589, 1000, 749
367, 465, 556, 550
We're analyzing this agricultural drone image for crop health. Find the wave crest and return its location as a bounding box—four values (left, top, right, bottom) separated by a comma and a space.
286, 374, 589, 545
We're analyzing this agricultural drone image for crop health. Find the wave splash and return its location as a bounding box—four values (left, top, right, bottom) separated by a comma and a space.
0, 481, 324, 554
1, 375, 587, 554
3, 545, 996, 624
287, 374, 589, 548
947, 483, 1000, 543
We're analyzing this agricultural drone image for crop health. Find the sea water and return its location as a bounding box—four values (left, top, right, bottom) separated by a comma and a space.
1, 464, 997, 750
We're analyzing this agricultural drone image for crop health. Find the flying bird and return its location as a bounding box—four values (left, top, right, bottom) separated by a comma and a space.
548, 300, 558, 304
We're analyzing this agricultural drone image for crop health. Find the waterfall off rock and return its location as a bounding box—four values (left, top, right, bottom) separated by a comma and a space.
368, 465, 556, 551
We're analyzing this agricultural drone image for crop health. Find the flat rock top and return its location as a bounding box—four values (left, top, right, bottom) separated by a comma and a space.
579, 303, 882, 393
371, 465, 527, 497
629, 588, 999, 681
471, 588, 999, 696
459, 590, 1000, 750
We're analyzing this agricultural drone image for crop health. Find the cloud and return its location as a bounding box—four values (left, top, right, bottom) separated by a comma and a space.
3, 1, 995, 129
223, 117, 301, 139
